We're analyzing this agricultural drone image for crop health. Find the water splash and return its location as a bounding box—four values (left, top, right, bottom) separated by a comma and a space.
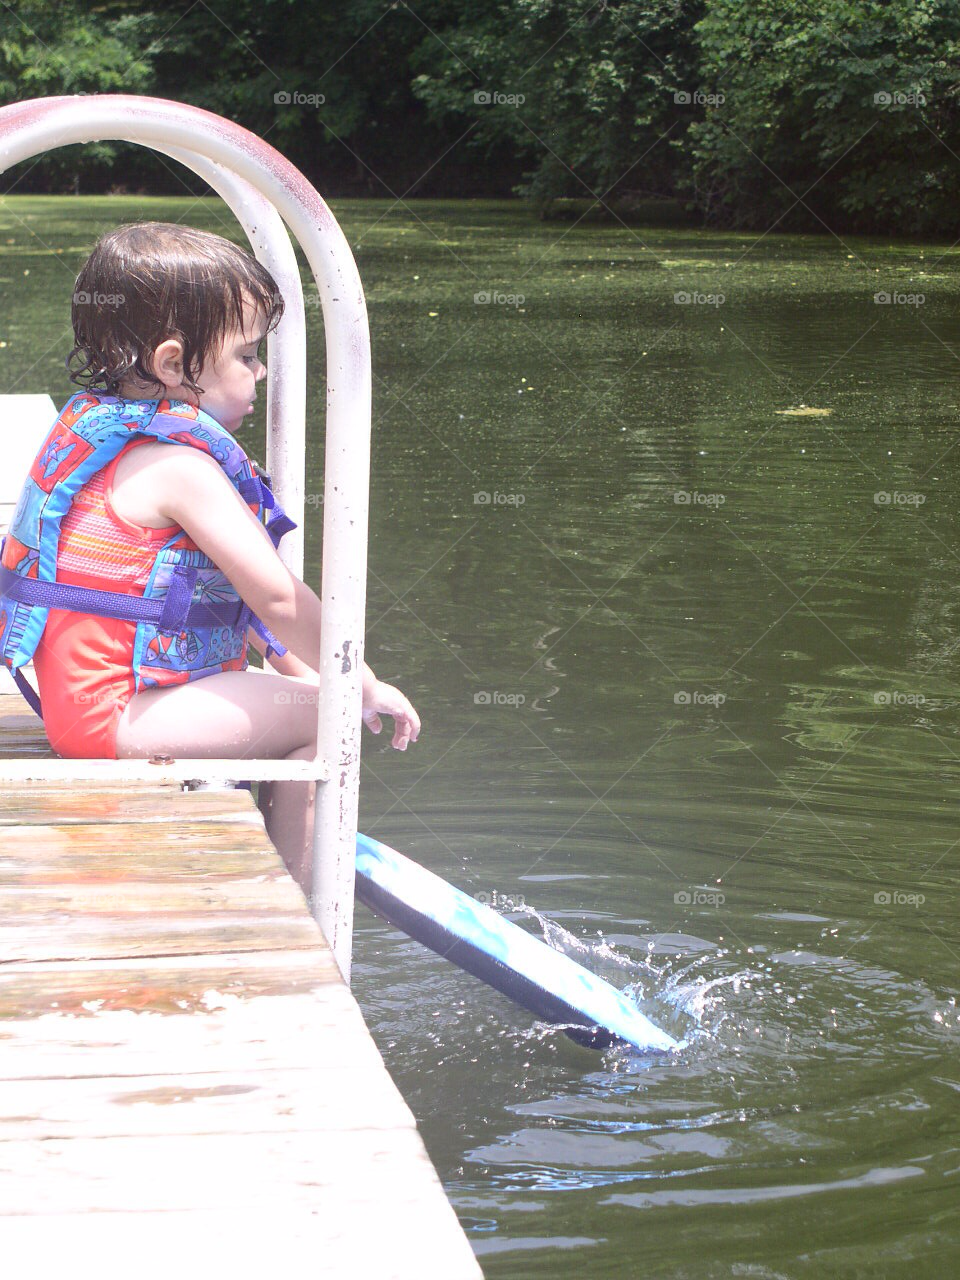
504, 901, 748, 1051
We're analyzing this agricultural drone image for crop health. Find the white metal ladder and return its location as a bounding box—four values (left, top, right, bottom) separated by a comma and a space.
0, 94, 372, 979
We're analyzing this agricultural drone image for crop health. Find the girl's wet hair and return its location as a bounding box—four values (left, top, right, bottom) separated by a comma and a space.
66, 221, 285, 399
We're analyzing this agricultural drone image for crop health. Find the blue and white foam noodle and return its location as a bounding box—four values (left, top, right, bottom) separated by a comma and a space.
354, 833, 679, 1053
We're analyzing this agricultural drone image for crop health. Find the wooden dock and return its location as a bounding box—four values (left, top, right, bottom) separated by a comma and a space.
0, 682, 483, 1278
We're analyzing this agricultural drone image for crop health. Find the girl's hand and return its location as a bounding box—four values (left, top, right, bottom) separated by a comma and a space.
362, 679, 421, 751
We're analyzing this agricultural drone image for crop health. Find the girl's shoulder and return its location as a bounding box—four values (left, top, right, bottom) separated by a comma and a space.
111, 438, 196, 530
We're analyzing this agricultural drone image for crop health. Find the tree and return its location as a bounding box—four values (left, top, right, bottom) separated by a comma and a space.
410, 0, 702, 215
687, 0, 960, 234
0, 0, 162, 193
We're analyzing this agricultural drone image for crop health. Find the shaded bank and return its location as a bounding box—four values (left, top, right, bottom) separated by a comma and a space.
3, 1, 960, 236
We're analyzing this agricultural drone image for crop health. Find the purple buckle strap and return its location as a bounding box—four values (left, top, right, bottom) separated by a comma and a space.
237, 473, 299, 550
265, 509, 297, 547
243, 604, 288, 660
12, 663, 43, 720
0, 564, 245, 630
158, 565, 198, 629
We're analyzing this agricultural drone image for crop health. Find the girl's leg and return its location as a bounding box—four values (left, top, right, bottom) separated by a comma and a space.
115, 669, 322, 898
258, 749, 316, 900
114, 667, 321, 759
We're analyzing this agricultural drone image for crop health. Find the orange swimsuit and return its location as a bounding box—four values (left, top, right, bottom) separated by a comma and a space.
33, 438, 186, 759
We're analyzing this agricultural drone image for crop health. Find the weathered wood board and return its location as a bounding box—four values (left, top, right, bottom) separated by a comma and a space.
0, 773, 483, 1279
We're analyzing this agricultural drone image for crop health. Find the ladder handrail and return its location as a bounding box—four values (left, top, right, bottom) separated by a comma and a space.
0, 94, 370, 979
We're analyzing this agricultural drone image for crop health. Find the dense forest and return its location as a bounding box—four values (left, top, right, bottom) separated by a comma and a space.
2, 0, 959, 233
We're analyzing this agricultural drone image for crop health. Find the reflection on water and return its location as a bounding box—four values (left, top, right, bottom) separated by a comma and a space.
344, 206, 960, 1278
356, 891, 957, 1275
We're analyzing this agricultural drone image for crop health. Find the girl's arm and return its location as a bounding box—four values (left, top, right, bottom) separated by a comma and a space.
159, 449, 325, 667
156, 449, 419, 748
246, 625, 317, 679
247, 626, 415, 748
246, 628, 385, 704
245, 624, 414, 747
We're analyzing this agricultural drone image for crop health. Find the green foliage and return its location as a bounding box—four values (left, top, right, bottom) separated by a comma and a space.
687, 0, 960, 233
1, 0, 959, 232
0, 0, 162, 190
410, 0, 702, 214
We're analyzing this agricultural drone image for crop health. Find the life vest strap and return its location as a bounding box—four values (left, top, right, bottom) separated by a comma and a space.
12, 663, 43, 721
0, 564, 245, 631
266, 510, 298, 546
244, 607, 288, 661
237, 474, 299, 550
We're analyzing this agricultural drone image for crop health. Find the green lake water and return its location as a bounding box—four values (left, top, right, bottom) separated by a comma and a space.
1, 195, 957, 1278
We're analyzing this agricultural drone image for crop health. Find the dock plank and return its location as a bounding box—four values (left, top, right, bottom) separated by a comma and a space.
0, 690, 52, 758
0, 1206, 477, 1280
0, 912, 325, 964
0, 1060, 417, 1140
0, 785, 260, 825
0, 980, 358, 1081
0, 774, 482, 1277
0, 810, 322, 962
0, 820, 283, 883
0, 1127, 452, 1212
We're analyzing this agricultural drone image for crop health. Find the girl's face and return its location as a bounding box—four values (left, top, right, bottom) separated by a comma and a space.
187, 295, 269, 433
119, 293, 269, 433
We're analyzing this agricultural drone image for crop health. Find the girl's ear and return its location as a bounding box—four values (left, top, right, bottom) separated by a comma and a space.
149, 337, 186, 390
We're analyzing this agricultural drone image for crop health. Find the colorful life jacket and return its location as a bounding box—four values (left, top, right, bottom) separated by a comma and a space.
0, 390, 297, 720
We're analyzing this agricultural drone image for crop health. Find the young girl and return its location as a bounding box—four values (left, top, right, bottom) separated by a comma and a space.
0, 221, 419, 880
